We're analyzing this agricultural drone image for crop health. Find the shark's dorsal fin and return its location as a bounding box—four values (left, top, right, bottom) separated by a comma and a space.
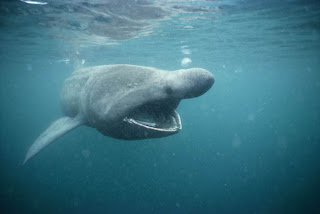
23, 116, 84, 164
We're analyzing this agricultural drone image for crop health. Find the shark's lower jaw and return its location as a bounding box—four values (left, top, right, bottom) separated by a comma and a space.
123, 101, 182, 132
124, 110, 181, 132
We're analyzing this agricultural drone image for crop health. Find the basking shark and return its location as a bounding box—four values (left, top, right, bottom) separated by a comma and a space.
23, 64, 214, 164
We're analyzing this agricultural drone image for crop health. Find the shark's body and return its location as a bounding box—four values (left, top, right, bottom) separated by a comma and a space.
24, 64, 214, 164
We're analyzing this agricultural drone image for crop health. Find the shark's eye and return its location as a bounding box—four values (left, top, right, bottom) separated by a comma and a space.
166, 86, 173, 95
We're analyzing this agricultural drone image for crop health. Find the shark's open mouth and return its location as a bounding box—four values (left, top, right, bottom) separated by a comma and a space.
124, 101, 182, 132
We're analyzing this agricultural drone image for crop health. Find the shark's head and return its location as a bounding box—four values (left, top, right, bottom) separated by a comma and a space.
86, 66, 214, 140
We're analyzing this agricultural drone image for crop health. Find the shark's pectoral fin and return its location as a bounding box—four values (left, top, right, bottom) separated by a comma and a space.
23, 116, 85, 165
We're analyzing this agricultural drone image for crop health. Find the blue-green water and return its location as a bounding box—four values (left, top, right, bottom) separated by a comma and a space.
1, 0, 320, 213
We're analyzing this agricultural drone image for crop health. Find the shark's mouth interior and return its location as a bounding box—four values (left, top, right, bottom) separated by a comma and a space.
124, 101, 182, 132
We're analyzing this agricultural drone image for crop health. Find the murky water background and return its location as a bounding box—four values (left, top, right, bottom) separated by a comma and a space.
1, 0, 320, 213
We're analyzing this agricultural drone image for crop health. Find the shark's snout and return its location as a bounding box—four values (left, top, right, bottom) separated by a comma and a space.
169, 68, 214, 99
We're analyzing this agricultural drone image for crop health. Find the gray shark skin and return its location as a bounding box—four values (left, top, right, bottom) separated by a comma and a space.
23, 64, 214, 164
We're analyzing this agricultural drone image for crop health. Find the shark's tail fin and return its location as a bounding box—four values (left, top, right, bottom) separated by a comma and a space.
23, 116, 84, 165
